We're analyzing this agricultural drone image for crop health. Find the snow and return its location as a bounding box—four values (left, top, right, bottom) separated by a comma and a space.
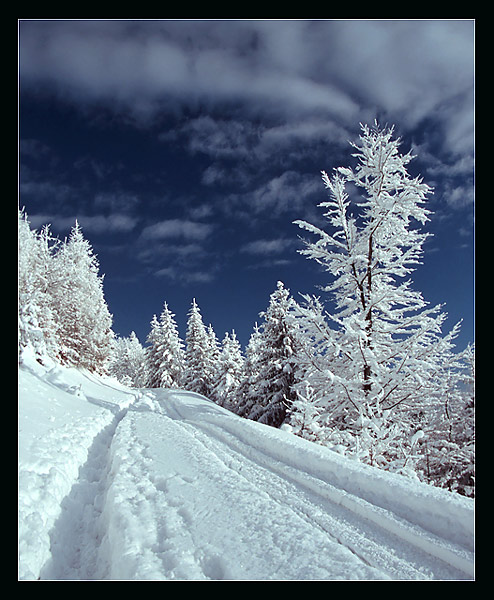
18, 350, 474, 580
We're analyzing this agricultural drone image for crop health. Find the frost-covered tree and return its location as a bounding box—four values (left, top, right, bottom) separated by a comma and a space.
157, 303, 185, 388
414, 343, 475, 496
109, 331, 146, 387
183, 299, 211, 397
285, 382, 326, 443
18, 209, 59, 360
294, 122, 463, 468
19, 212, 114, 372
143, 303, 185, 388
234, 322, 263, 418
205, 324, 221, 397
212, 330, 244, 407
240, 282, 302, 428
143, 314, 161, 387
50, 221, 114, 372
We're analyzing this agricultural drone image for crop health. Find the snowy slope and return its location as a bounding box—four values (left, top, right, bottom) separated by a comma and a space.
18, 352, 475, 581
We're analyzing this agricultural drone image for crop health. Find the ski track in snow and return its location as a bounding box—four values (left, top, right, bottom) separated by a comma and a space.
18, 358, 474, 581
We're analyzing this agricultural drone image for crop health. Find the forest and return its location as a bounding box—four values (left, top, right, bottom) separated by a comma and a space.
19, 123, 475, 498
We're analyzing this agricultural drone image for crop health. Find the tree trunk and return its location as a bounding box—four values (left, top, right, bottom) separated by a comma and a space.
363, 232, 373, 396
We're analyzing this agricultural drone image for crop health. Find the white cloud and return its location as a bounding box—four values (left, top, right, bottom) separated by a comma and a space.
140, 219, 213, 242
181, 115, 351, 177
135, 218, 219, 284
20, 138, 52, 159
20, 20, 474, 212
19, 20, 359, 122
20, 180, 73, 206
326, 21, 473, 124
20, 20, 473, 127
154, 266, 216, 284
93, 191, 140, 213
241, 238, 294, 255
442, 183, 474, 210
176, 116, 256, 159
86, 214, 138, 233
26, 213, 138, 235
249, 171, 321, 215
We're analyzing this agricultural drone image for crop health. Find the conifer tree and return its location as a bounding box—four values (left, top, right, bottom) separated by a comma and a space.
183, 299, 211, 396
109, 331, 146, 387
49, 221, 114, 372
414, 343, 475, 496
234, 322, 263, 418
287, 382, 325, 443
205, 324, 221, 397
18, 210, 58, 360
143, 303, 184, 389
143, 314, 162, 387
126, 331, 147, 387
244, 282, 302, 428
212, 330, 245, 407
156, 302, 185, 388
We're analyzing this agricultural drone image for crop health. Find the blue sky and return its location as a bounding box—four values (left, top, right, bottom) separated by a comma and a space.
18, 19, 474, 351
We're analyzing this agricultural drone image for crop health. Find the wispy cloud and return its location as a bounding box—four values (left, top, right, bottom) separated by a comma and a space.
20, 20, 361, 123
139, 219, 214, 242
26, 213, 138, 235
165, 116, 257, 160
135, 218, 219, 286
219, 170, 322, 221
439, 182, 475, 211
154, 265, 217, 284
20, 180, 73, 207
239, 237, 298, 271
19, 21, 473, 140
241, 237, 294, 256
20, 21, 474, 230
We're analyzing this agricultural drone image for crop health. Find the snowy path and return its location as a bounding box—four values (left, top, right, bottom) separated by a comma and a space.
38, 406, 129, 579
18, 357, 474, 581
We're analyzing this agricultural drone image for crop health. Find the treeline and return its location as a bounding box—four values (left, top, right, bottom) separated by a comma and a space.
108, 279, 475, 498
109, 282, 298, 430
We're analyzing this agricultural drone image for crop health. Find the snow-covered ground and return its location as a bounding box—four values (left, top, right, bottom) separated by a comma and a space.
18, 351, 475, 581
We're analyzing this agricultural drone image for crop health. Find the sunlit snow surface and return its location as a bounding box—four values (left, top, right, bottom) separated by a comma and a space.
18, 350, 474, 580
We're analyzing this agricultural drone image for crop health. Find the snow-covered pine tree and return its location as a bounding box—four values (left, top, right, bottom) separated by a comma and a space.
183, 299, 211, 397
244, 281, 302, 428
108, 331, 146, 387
294, 121, 463, 469
212, 330, 245, 407
124, 331, 147, 387
49, 220, 114, 372
205, 324, 221, 398
156, 302, 185, 388
18, 209, 59, 361
234, 322, 263, 418
286, 381, 326, 443
415, 343, 475, 496
143, 314, 162, 387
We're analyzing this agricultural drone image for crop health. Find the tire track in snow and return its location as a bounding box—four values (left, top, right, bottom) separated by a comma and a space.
143, 412, 388, 580
162, 402, 472, 581
115, 401, 386, 580
35, 386, 472, 581
174, 419, 431, 580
